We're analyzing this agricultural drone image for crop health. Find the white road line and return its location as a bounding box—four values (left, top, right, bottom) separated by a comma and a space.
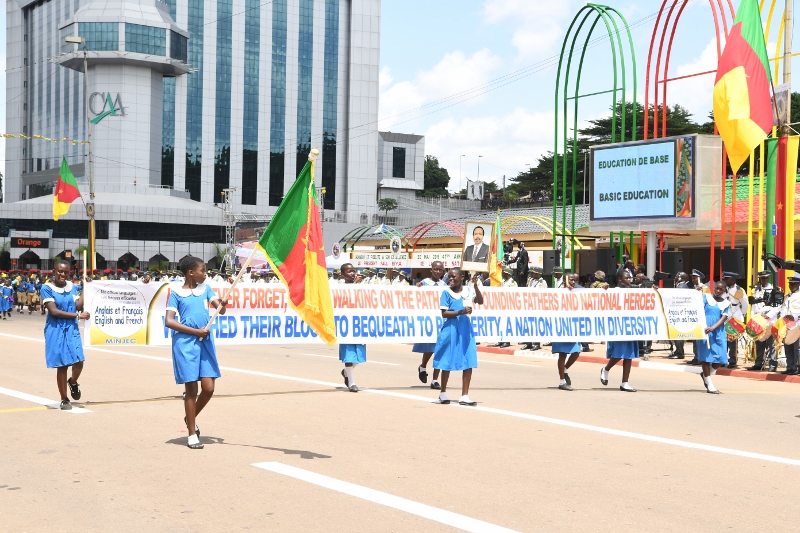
479, 359, 540, 368
302, 353, 400, 366
253, 462, 518, 533
0, 386, 92, 414
3, 333, 800, 466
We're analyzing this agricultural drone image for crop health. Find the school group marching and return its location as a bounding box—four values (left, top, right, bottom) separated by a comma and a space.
23, 253, 800, 449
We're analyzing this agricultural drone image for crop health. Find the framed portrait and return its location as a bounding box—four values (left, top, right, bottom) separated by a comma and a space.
390, 236, 401, 254
461, 220, 494, 273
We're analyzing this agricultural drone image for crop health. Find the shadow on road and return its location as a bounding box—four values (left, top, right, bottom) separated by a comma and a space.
164, 436, 332, 459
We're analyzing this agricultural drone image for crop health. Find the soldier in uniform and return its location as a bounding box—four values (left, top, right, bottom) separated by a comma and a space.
590, 270, 609, 289
779, 275, 800, 375
722, 271, 749, 369
691, 269, 710, 293
552, 266, 565, 288
749, 271, 779, 371
501, 267, 517, 288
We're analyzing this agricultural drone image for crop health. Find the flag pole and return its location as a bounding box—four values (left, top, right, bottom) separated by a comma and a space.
201, 245, 259, 333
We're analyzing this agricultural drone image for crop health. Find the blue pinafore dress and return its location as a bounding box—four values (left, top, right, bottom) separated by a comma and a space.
433, 287, 478, 371
167, 284, 222, 384
696, 294, 730, 364
40, 281, 85, 368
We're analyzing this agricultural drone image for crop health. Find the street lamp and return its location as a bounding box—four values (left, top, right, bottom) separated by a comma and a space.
65, 35, 96, 271
459, 154, 466, 196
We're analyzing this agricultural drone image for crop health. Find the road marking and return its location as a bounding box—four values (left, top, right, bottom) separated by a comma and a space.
0, 406, 48, 414
253, 462, 518, 533
302, 353, 400, 366
2, 333, 799, 465
0, 386, 92, 413
479, 359, 540, 368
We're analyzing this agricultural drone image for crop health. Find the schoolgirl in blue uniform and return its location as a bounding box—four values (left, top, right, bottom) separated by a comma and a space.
413, 260, 447, 389
338, 263, 365, 392
433, 267, 484, 406
552, 273, 582, 391
40, 260, 90, 410
697, 281, 730, 394
1, 278, 13, 318
601, 271, 639, 392
165, 256, 228, 449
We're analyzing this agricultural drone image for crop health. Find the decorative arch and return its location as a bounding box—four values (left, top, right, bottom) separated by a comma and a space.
339, 224, 409, 253
554, 4, 637, 271
402, 221, 465, 251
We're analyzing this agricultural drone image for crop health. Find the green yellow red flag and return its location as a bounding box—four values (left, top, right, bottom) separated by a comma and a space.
713, 0, 772, 174
488, 211, 503, 287
256, 149, 336, 344
53, 157, 81, 221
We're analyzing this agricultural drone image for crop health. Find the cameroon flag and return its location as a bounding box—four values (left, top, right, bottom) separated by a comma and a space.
53, 157, 81, 221
487, 211, 503, 287
713, 0, 772, 174
257, 149, 336, 344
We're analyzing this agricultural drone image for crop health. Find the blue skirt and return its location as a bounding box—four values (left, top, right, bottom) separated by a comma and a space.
44, 321, 85, 368
171, 312, 221, 384
606, 341, 640, 360
696, 327, 727, 364
339, 344, 367, 363
411, 342, 436, 353
551, 342, 581, 355
433, 316, 477, 371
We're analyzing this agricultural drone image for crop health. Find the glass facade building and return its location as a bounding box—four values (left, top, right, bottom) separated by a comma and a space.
6, 0, 382, 222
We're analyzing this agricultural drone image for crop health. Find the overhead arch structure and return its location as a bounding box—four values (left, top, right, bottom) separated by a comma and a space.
554, 4, 637, 271
402, 221, 465, 252
501, 215, 587, 250
339, 224, 408, 253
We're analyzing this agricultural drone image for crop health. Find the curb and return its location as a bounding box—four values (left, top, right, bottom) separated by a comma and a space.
476, 345, 800, 384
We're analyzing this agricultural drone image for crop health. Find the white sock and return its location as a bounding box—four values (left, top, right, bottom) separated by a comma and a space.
601, 368, 609, 380
439, 391, 448, 401
459, 395, 472, 403
188, 434, 199, 445
431, 379, 439, 386
711, 368, 717, 375
419, 365, 426, 372
344, 366, 355, 385
621, 381, 632, 389
706, 377, 718, 392
559, 379, 567, 385
702, 374, 710, 384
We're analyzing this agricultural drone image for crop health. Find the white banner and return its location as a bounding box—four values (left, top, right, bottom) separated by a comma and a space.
82, 282, 705, 346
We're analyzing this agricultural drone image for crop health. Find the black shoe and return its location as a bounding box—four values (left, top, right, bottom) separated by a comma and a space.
687, 359, 700, 366
620, 385, 637, 392
341, 369, 349, 388
726, 364, 737, 369
418, 367, 428, 384
522, 343, 533, 350
700, 371, 708, 391
769, 366, 778, 372
348, 384, 359, 392
499, 342, 510, 348
60, 399, 72, 410
600, 368, 608, 386
187, 440, 204, 449
430, 381, 441, 390
747, 365, 763, 371
558, 383, 573, 391
531, 344, 541, 350
564, 373, 571, 386
668, 354, 685, 359
67, 377, 81, 401
437, 398, 450, 405
781, 370, 794, 375
707, 389, 721, 394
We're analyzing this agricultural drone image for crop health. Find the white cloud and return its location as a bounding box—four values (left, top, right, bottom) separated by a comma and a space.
660, 37, 721, 122
423, 108, 556, 192
378, 49, 502, 131
482, 0, 580, 61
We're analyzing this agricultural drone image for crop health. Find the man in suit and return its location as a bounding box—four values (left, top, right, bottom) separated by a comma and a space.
463, 225, 489, 264
515, 241, 529, 287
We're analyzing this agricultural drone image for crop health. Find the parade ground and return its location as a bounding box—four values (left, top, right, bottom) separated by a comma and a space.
1, 314, 799, 532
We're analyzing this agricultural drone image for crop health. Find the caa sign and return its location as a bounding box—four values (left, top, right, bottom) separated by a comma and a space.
89, 92, 126, 124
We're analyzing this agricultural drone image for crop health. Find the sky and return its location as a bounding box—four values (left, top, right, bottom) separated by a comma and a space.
1, 0, 798, 193
379, 0, 800, 192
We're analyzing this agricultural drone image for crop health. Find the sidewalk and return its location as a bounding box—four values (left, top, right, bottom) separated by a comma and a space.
477, 342, 800, 384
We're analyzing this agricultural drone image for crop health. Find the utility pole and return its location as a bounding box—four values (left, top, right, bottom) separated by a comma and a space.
477, 155, 483, 183
784, 0, 792, 127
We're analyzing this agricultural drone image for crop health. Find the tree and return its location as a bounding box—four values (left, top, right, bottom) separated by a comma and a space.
212, 243, 226, 266
457, 181, 498, 196
503, 189, 519, 203
419, 156, 451, 198
377, 198, 398, 219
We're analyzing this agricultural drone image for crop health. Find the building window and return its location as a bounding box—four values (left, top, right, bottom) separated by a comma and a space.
241, 0, 260, 206
269, 0, 288, 207
119, 221, 223, 243
295, 0, 314, 175
393, 147, 406, 178
185, 0, 205, 201
170, 31, 188, 62
162, 76, 176, 188
125, 24, 166, 56
28, 181, 56, 200
213, 0, 233, 202
0, 218, 109, 239
79, 22, 119, 51
321, 0, 339, 210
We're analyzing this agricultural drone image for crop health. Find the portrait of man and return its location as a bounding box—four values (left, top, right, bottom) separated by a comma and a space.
461, 221, 493, 272
390, 236, 401, 254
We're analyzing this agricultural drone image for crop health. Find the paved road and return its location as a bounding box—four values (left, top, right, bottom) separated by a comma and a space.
1, 313, 798, 532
